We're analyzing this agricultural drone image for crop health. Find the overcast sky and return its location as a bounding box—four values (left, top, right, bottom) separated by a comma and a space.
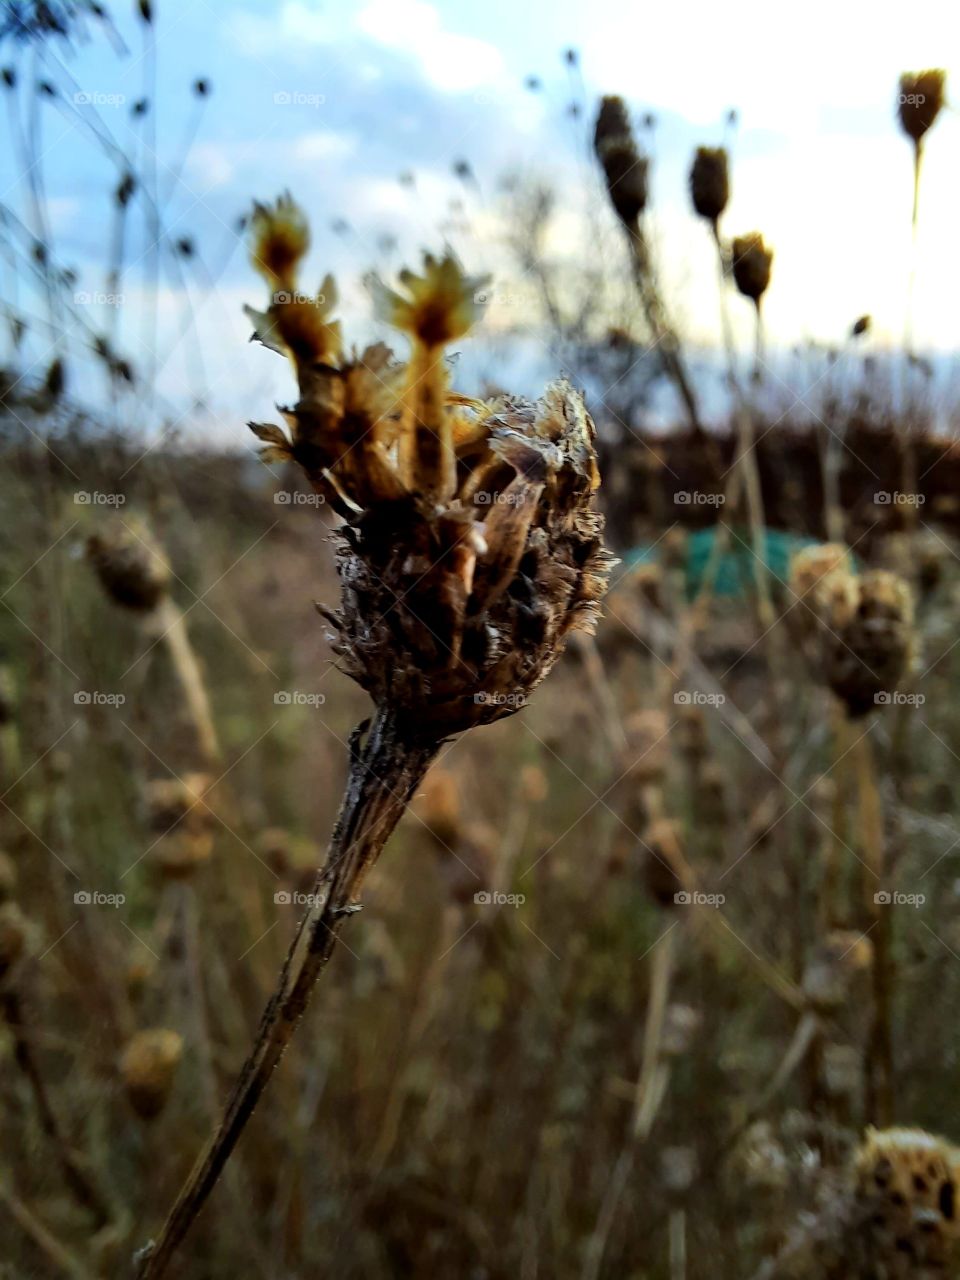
2, 0, 958, 435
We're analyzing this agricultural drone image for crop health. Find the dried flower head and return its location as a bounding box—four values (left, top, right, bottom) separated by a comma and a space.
143, 773, 212, 835
897, 70, 947, 145
120, 1029, 184, 1120
689, 146, 729, 228
87, 519, 170, 611
153, 831, 213, 879
822, 570, 916, 718
249, 191, 310, 293
852, 1127, 960, 1273
413, 768, 461, 849
245, 195, 612, 741
594, 96, 648, 226
732, 231, 773, 307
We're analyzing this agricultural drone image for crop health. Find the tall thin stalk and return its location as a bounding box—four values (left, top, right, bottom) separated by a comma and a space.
134, 708, 437, 1277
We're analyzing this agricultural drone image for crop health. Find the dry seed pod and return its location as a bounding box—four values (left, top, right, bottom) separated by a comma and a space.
851, 1127, 960, 1275
689, 146, 729, 228
86, 519, 170, 611
897, 71, 946, 145
593, 96, 648, 225
732, 232, 773, 307
120, 1029, 183, 1120
143, 773, 212, 834
413, 768, 461, 849
153, 831, 213, 880
823, 570, 915, 718
788, 542, 852, 651
246, 195, 612, 741
642, 818, 688, 908
619, 708, 670, 786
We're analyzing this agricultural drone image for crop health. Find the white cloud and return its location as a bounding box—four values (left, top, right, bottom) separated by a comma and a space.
356, 0, 504, 92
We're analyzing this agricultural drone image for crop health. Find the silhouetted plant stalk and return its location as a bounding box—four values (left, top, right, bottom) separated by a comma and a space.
593, 97, 705, 442
133, 193, 612, 1277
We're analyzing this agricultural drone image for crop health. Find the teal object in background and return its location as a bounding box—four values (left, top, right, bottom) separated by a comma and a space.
623, 528, 827, 598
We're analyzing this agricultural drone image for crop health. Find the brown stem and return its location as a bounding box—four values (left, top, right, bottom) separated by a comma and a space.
856, 729, 893, 1126
624, 223, 706, 444
153, 599, 221, 768
133, 706, 438, 1278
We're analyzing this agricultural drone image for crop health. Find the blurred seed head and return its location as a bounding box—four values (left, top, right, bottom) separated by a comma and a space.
897, 70, 946, 145
594, 96, 648, 226
120, 1029, 183, 1120
86, 519, 171, 612
689, 146, 729, 227
732, 232, 773, 306
413, 768, 461, 850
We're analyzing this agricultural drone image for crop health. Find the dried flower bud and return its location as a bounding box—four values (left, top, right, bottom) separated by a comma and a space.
153, 831, 213, 879
732, 232, 773, 306
619, 709, 670, 786
689, 146, 729, 227
120, 1029, 183, 1120
897, 70, 946, 145
413, 768, 461, 849
86, 519, 170, 612
249, 192, 310, 294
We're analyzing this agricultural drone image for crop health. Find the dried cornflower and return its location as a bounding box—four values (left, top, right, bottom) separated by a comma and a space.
689, 146, 729, 230
143, 773, 212, 835
897, 71, 947, 145
732, 232, 773, 308
87, 519, 170, 611
822, 570, 916, 718
120, 1029, 184, 1120
135, 194, 612, 1279
851, 1127, 960, 1273
593, 96, 648, 226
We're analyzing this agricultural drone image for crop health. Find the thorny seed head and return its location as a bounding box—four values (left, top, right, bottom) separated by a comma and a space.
732, 231, 773, 307
120, 1029, 184, 1120
689, 146, 729, 227
245, 194, 613, 743
897, 70, 947, 146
